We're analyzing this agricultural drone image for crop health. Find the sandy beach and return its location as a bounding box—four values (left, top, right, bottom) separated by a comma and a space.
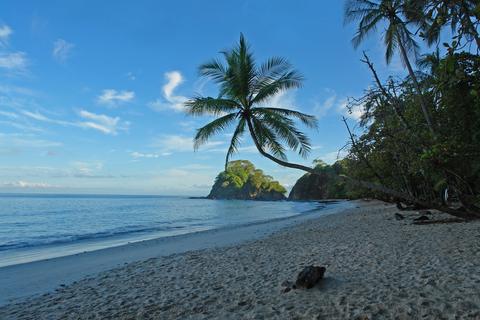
1, 200, 480, 319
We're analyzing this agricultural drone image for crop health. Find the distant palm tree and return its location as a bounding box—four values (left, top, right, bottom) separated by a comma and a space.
185, 34, 318, 172
344, 0, 435, 134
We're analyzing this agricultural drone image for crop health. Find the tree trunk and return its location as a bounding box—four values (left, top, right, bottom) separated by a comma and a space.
246, 118, 315, 173
395, 30, 436, 136
361, 52, 411, 131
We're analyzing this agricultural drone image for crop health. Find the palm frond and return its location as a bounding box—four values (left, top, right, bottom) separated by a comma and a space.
397, 24, 420, 63
253, 109, 312, 158
251, 71, 303, 105
255, 107, 318, 129
188, 33, 311, 163
352, 9, 384, 48
251, 117, 287, 160
199, 59, 227, 83
344, 0, 379, 25
384, 23, 398, 64
225, 118, 246, 168
185, 97, 240, 116
193, 112, 238, 150
256, 57, 293, 83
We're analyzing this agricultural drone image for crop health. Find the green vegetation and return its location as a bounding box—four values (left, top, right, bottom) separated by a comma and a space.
288, 160, 350, 200
208, 160, 287, 200
188, 0, 480, 219
185, 34, 318, 171
341, 0, 480, 218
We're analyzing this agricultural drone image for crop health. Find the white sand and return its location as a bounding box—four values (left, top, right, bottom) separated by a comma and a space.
1, 201, 480, 319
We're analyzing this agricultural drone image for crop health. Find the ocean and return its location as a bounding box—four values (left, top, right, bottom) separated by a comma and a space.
0, 194, 346, 267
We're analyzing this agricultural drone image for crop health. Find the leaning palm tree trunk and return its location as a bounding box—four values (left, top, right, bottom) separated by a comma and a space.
188, 34, 478, 220
245, 118, 314, 173
247, 117, 479, 219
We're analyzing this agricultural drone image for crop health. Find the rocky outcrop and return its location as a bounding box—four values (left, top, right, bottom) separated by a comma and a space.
288, 160, 349, 200
288, 171, 331, 200
208, 160, 286, 201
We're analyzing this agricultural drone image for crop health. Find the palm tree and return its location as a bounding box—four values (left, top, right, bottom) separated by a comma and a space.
185, 34, 318, 173
185, 34, 477, 219
405, 0, 480, 49
344, 0, 436, 135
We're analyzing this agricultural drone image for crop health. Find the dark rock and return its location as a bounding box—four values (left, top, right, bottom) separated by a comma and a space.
414, 215, 430, 221
282, 287, 292, 293
394, 213, 405, 220
295, 266, 326, 289
288, 162, 350, 200
288, 172, 329, 200
281, 280, 293, 287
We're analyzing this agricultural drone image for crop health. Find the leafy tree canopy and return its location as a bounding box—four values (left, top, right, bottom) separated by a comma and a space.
208, 160, 287, 200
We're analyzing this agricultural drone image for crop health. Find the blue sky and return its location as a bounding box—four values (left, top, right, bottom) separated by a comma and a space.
0, 0, 407, 195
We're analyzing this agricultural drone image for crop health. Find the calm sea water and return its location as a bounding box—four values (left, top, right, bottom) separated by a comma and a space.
0, 194, 343, 266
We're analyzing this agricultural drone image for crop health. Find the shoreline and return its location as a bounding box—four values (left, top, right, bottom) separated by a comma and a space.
0, 200, 355, 306
0, 197, 331, 268
2, 200, 479, 319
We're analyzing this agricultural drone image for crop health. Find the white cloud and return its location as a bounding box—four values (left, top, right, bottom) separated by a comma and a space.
269, 90, 296, 109
70, 161, 104, 177
0, 52, 28, 71
52, 39, 74, 63
0, 132, 62, 148
179, 164, 213, 170
20, 109, 75, 127
2, 180, 56, 189
163, 71, 183, 98
178, 120, 196, 132
317, 150, 349, 164
77, 110, 129, 135
0, 84, 36, 96
151, 134, 224, 153
314, 90, 337, 117
312, 89, 364, 121
0, 162, 116, 180
97, 89, 135, 107
126, 72, 136, 80
0, 109, 46, 132
337, 99, 365, 121
0, 110, 18, 119
193, 77, 209, 95
148, 71, 188, 112
151, 134, 194, 152
258, 90, 298, 110
130, 151, 160, 159
21, 110, 50, 121
0, 25, 28, 74
10, 106, 129, 136
0, 24, 12, 45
